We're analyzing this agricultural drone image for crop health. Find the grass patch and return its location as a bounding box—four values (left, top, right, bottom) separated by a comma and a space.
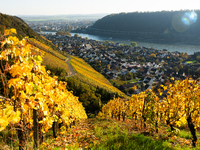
127, 78, 141, 83
178, 130, 192, 139
2, 118, 200, 149
110, 79, 127, 87
186, 60, 197, 64
91, 119, 173, 150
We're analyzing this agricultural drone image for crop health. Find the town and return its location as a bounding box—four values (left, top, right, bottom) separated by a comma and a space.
23, 14, 107, 33
43, 33, 200, 95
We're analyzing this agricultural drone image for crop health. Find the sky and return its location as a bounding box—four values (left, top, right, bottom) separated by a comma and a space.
0, 0, 199, 16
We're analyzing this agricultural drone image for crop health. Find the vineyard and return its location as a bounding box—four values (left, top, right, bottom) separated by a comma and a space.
29, 38, 67, 60
29, 37, 70, 77
42, 51, 69, 73
99, 78, 200, 148
0, 29, 87, 149
70, 55, 125, 96
2, 29, 200, 150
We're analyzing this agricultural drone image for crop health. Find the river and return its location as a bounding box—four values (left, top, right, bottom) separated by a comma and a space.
71, 33, 200, 55
38, 31, 200, 55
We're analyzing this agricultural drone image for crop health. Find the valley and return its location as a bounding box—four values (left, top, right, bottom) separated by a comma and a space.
1, 10, 200, 150
42, 33, 200, 96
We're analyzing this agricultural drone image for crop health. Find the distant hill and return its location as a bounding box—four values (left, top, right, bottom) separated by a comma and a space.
92, 10, 200, 34
87, 10, 200, 44
19, 14, 108, 22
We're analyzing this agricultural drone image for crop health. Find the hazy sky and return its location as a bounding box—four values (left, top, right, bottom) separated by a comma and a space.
0, 0, 199, 16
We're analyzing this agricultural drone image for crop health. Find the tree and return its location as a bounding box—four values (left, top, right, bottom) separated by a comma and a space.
179, 58, 183, 63
56, 31, 71, 36
104, 40, 109, 44
131, 42, 137, 47
74, 33, 79, 37
150, 53, 156, 58
196, 56, 200, 62
126, 71, 133, 80
67, 26, 72, 31
173, 66, 179, 72
131, 85, 137, 91
180, 52, 188, 59
127, 56, 131, 60
107, 64, 111, 70
141, 56, 145, 62
178, 64, 183, 70
195, 68, 200, 75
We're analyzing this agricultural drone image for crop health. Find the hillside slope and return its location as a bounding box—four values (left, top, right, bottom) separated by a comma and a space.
86, 10, 200, 44
92, 10, 200, 35
0, 13, 58, 51
0, 13, 126, 113
0, 13, 70, 72
70, 55, 125, 96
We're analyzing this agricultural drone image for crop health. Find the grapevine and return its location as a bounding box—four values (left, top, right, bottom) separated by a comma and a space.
0, 29, 87, 149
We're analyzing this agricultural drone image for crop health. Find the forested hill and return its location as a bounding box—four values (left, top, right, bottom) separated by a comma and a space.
91, 10, 200, 35
0, 13, 57, 50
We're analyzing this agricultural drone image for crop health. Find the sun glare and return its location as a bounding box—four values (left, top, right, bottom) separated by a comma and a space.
182, 11, 197, 25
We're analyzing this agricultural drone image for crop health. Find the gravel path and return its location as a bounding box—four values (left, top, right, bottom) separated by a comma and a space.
66, 55, 76, 77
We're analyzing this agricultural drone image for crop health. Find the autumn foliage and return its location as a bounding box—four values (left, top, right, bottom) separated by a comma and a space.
99, 78, 200, 147
0, 29, 87, 149
29, 38, 67, 60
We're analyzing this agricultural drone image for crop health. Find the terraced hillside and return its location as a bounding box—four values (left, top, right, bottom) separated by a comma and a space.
29, 38, 68, 60
70, 55, 125, 96
29, 38, 69, 72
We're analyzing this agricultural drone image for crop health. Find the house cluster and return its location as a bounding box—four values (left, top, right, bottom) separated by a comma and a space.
28, 20, 93, 32
43, 34, 200, 95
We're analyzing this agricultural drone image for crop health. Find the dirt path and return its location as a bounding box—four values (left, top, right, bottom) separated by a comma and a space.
66, 55, 76, 77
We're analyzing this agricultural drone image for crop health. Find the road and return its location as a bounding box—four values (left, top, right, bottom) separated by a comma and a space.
66, 56, 76, 77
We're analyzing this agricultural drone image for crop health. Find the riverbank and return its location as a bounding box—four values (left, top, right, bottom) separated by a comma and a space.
69, 32, 200, 55
37, 31, 200, 55
86, 29, 200, 45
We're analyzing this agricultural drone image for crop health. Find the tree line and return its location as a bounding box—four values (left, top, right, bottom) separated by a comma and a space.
92, 10, 200, 35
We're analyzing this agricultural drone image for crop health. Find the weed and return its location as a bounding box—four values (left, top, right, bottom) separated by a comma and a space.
178, 130, 192, 139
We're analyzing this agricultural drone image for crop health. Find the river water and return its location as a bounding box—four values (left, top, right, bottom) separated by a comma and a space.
71, 33, 200, 55
39, 31, 200, 55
